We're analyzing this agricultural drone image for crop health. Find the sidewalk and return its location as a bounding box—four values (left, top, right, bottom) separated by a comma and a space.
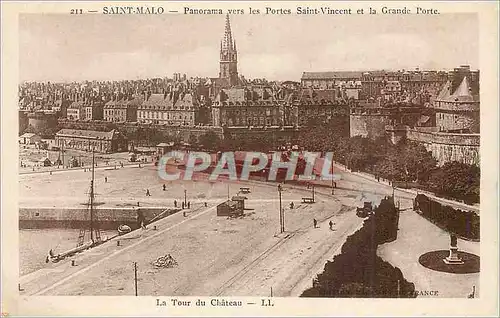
333, 161, 480, 214
377, 209, 479, 298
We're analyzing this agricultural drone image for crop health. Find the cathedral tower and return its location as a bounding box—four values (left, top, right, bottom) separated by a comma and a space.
219, 14, 239, 86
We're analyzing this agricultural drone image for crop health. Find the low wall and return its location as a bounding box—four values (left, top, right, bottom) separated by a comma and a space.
407, 129, 480, 166
19, 207, 180, 230
57, 119, 224, 145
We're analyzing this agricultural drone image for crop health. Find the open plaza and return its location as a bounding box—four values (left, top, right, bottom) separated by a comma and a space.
18, 160, 479, 297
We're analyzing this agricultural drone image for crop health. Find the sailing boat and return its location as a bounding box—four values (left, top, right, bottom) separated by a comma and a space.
47, 149, 104, 263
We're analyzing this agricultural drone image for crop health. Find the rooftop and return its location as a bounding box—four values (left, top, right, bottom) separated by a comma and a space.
56, 129, 120, 140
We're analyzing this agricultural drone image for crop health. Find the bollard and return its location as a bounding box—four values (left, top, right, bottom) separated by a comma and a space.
71, 260, 76, 266
153, 225, 157, 230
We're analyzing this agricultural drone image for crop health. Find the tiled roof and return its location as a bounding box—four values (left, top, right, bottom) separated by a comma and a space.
104, 97, 143, 109
56, 129, 119, 140
20, 133, 37, 138
68, 101, 84, 109
298, 89, 338, 102
442, 77, 478, 102
436, 81, 452, 100
140, 93, 197, 110
302, 72, 363, 80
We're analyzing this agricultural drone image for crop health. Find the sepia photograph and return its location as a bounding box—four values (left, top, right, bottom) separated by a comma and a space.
2, 1, 499, 316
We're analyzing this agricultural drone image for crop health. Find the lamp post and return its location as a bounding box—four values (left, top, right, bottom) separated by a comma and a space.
391, 179, 395, 199
278, 184, 283, 233
307, 183, 315, 203
331, 158, 335, 195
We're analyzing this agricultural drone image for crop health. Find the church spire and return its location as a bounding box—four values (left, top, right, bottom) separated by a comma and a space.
219, 14, 238, 87
222, 14, 234, 51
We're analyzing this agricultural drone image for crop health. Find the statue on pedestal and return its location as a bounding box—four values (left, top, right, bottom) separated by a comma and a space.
450, 234, 458, 247
443, 233, 464, 265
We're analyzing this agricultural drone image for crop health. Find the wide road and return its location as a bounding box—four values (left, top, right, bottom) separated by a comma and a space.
19, 159, 414, 296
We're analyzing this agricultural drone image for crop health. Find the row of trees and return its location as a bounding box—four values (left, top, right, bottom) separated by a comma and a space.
301, 197, 416, 298
414, 194, 480, 240
295, 124, 480, 204
199, 122, 479, 204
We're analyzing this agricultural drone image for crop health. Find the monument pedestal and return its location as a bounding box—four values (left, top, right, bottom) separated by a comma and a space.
443, 246, 464, 265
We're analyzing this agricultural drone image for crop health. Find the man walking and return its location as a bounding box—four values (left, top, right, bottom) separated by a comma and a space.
329, 220, 333, 230
313, 218, 318, 228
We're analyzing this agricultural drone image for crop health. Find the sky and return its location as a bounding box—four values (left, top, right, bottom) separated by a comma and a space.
19, 13, 478, 82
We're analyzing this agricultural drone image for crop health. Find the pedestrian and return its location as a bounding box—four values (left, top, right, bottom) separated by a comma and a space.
146, 189, 151, 196
329, 220, 333, 230
289, 202, 294, 209
105, 176, 108, 183
137, 201, 140, 207
187, 201, 191, 209
313, 218, 318, 228
163, 184, 166, 191
174, 200, 177, 208
204, 202, 208, 207
182, 202, 185, 209
183, 211, 186, 217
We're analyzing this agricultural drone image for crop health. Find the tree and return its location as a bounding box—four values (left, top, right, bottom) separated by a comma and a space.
198, 130, 221, 151
426, 162, 480, 204
188, 134, 198, 146
400, 141, 437, 182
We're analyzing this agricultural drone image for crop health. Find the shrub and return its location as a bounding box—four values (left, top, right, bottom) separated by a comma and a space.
414, 194, 479, 240
301, 198, 416, 298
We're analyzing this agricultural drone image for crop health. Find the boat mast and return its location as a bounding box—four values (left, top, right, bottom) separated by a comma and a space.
90, 148, 95, 244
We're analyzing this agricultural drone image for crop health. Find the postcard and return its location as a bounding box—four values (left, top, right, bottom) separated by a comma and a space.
1, 1, 499, 317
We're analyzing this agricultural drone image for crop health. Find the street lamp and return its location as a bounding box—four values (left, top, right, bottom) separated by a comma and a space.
278, 184, 284, 233
307, 183, 315, 203
391, 179, 395, 198
331, 158, 335, 195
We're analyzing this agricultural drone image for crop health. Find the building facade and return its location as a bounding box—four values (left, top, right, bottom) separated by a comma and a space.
212, 86, 286, 127
433, 76, 479, 133
104, 96, 141, 123
137, 90, 198, 126
301, 70, 448, 101
55, 129, 127, 153
84, 102, 104, 121
294, 88, 350, 127
66, 101, 85, 121
403, 66, 480, 166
